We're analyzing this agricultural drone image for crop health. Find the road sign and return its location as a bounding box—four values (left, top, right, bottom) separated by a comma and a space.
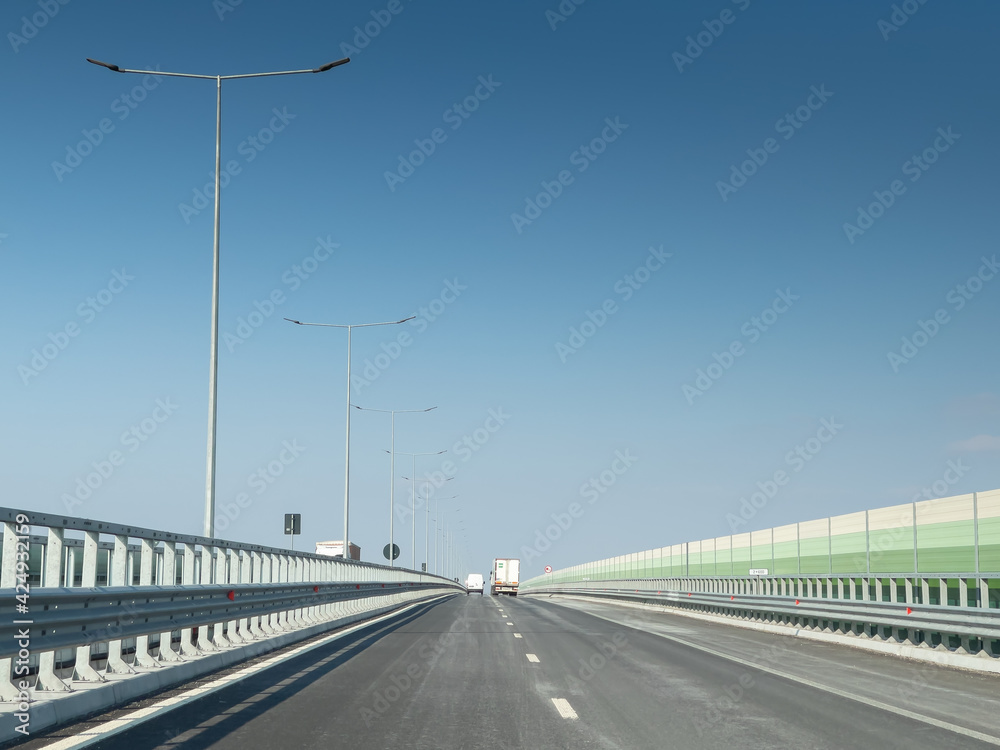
748, 568, 769, 576
383, 543, 400, 561
284, 514, 301, 535
544, 565, 552, 573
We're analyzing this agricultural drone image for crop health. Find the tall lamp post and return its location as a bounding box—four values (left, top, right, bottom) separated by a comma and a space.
285, 316, 413, 559
354, 406, 437, 567
406, 479, 454, 572
394, 451, 446, 569
434, 494, 458, 575
87, 56, 351, 538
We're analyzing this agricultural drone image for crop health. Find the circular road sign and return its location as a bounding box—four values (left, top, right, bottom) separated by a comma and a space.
544, 565, 553, 573
383, 543, 400, 561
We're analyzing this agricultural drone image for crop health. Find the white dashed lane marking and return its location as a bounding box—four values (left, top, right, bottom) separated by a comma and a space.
526, 654, 539, 663
551, 698, 578, 719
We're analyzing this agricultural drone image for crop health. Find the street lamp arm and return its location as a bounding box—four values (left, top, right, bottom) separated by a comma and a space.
87, 58, 350, 80
354, 406, 437, 414
284, 316, 414, 329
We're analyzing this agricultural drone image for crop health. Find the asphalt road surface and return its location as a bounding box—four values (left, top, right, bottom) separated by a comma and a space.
28, 593, 1000, 749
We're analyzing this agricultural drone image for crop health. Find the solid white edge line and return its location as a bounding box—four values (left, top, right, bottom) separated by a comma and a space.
547, 599, 1000, 746
551, 698, 578, 719
37, 594, 455, 750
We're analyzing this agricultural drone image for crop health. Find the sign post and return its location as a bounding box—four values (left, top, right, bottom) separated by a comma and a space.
748, 568, 768, 595
284, 513, 301, 551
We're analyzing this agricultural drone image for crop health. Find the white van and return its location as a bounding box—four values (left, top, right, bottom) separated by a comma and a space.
465, 573, 484, 594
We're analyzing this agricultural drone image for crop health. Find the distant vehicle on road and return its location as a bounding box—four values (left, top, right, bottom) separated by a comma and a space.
491, 558, 519, 596
465, 573, 484, 594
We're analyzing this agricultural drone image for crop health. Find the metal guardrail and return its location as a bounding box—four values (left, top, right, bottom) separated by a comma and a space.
529, 585, 1000, 641
523, 578, 1000, 656
0, 508, 462, 706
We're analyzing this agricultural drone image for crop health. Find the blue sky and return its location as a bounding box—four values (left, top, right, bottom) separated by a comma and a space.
2, 0, 998, 581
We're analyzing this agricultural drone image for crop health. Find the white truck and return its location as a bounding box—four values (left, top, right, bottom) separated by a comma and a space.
465, 573, 484, 594
491, 558, 520, 596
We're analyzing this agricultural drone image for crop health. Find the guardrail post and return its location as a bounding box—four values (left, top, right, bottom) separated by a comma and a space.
72, 530, 106, 683
259, 553, 276, 634
197, 545, 219, 652
221, 546, 241, 647
238, 550, 252, 639
35, 527, 72, 692
105, 534, 136, 674
133, 538, 160, 669
178, 544, 200, 656
157, 542, 183, 662
249, 552, 264, 637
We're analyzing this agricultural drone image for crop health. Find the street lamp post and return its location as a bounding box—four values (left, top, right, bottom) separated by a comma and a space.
285, 317, 413, 559
395, 451, 446, 569
405, 478, 453, 572
354, 406, 436, 567
431, 494, 458, 575
87, 56, 350, 538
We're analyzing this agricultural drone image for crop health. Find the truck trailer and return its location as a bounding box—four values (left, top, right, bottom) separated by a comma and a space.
491, 558, 520, 595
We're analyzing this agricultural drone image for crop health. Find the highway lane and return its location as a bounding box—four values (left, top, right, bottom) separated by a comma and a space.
30, 593, 1000, 749
540, 593, 1000, 742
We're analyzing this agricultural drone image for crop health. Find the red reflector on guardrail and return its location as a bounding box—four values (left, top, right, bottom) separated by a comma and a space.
906, 607, 913, 614
313, 586, 319, 593
227, 590, 235, 601
795, 600, 800, 605
731, 596, 735, 600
